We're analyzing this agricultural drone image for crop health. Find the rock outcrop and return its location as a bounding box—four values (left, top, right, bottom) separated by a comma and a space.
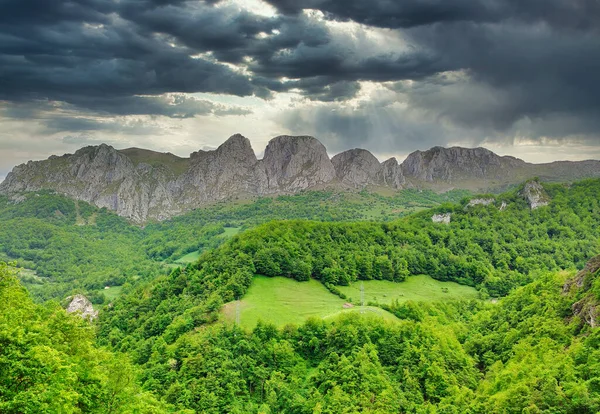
377, 158, 406, 189
331, 149, 404, 188
521, 180, 550, 209
432, 213, 451, 224
331, 149, 381, 187
563, 255, 600, 328
2, 134, 600, 222
467, 198, 495, 207
66, 294, 98, 320
402, 146, 527, 187
178, 134, 268, 206
262, 135, 335, 191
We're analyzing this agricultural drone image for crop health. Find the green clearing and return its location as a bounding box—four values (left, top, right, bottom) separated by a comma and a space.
172, 227, 241, 264
101, 285, 123, 302
337, 274, 480, 305
221, 275, 399, 329
174, 250, 201, 264
221, 226, 241, 237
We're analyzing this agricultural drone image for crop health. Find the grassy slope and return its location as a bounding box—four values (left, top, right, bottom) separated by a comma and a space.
222, 274, 479, 329
338, 275, 480, 305
173, 250, 202, 264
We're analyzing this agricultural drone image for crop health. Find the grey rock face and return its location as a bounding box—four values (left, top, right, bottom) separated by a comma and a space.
66, 294, 98, 320
521, 180, 550, 209
467, 198, 495, 207
262, 135, 335, 192
378, 158, 406, 189
2, 135, 600, 223
331, 150, 405, 189
178, 134, 267, 205
331, 149, 382, 187
432, 213, 451, 224
402, 146, 526, 184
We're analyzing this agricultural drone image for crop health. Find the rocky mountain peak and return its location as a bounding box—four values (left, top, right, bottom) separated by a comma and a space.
218, 133, 254, 154
3, 135, 600, 222
378, 157, 405, 189
262, 135, 335, 191
402, 146, 528, 186
331, 149, 381, 187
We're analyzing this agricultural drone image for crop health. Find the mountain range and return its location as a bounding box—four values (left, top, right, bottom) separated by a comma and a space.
1, 134, 600, 222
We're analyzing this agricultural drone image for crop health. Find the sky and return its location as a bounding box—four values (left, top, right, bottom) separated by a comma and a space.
1, 0, 600, 180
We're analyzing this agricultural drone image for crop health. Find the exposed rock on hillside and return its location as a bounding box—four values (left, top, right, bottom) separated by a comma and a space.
432, 213, 451, 224
378, 158, 406, 188
563, 255, 600, 328
66, 294, 98, 320
521, 180, 550, 209
180, 134, 267, 205
402, 147, 526, 185
467, 198, 495, 207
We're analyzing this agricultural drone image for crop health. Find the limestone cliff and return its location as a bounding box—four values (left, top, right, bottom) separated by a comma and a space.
262, 135, 335, 191
331, 149, 398, 188
402, 146, 527, 189
2, 135, 600, 222
521, 180, 550, 209
563, 255, 600, 328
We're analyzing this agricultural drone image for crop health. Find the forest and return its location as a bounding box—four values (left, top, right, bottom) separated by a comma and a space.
0, 188, 467, 301
1, 180, 600, 412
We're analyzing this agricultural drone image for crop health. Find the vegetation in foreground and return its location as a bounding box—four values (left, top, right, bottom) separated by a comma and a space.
2, 179, 600, 412
4, 259, 594, 413
0, 263, 167, 413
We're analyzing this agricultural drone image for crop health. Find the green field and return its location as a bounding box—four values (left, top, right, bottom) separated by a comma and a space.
222, 226, 241, 237
222, 275, 399, 329
174, 250, 202, 264
337, 275, 479, 305
101, 285, 123, 302
221, 274, 479, 330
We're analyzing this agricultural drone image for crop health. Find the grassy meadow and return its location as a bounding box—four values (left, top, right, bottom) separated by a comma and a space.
337, 274, 480, 305
222, 274, 479, 329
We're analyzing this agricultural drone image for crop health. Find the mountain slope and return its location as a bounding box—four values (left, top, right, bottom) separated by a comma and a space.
2, 135, 600, 222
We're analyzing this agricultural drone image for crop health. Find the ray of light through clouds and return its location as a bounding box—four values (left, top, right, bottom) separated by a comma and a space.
0, 0, 599, 178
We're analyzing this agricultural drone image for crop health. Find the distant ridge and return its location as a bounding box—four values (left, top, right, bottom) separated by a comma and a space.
2, 134, 600, 222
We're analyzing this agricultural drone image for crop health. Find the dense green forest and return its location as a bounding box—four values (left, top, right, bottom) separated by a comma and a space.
0, 188, 467, 301
4, 258, 598, 412
2, 179, 600, 412
0, 263, 167, 413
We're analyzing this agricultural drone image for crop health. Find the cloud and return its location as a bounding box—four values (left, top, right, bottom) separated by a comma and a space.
0, 0, 599, 165
264, 0, 600, 30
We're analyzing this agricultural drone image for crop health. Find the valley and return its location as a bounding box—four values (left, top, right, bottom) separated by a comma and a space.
2, 0, 598, 411
2, 172, 600, 413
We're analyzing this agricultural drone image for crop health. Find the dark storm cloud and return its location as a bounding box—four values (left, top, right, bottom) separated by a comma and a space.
0, 0, 269, 115
264, 0, 600, 30
396, 22, 600, 132
261, 0, 600, 142
0, 0, 599, 144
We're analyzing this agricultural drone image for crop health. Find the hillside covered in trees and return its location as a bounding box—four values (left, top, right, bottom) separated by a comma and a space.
2, 179, 600, 412
0, 188, 466, 301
